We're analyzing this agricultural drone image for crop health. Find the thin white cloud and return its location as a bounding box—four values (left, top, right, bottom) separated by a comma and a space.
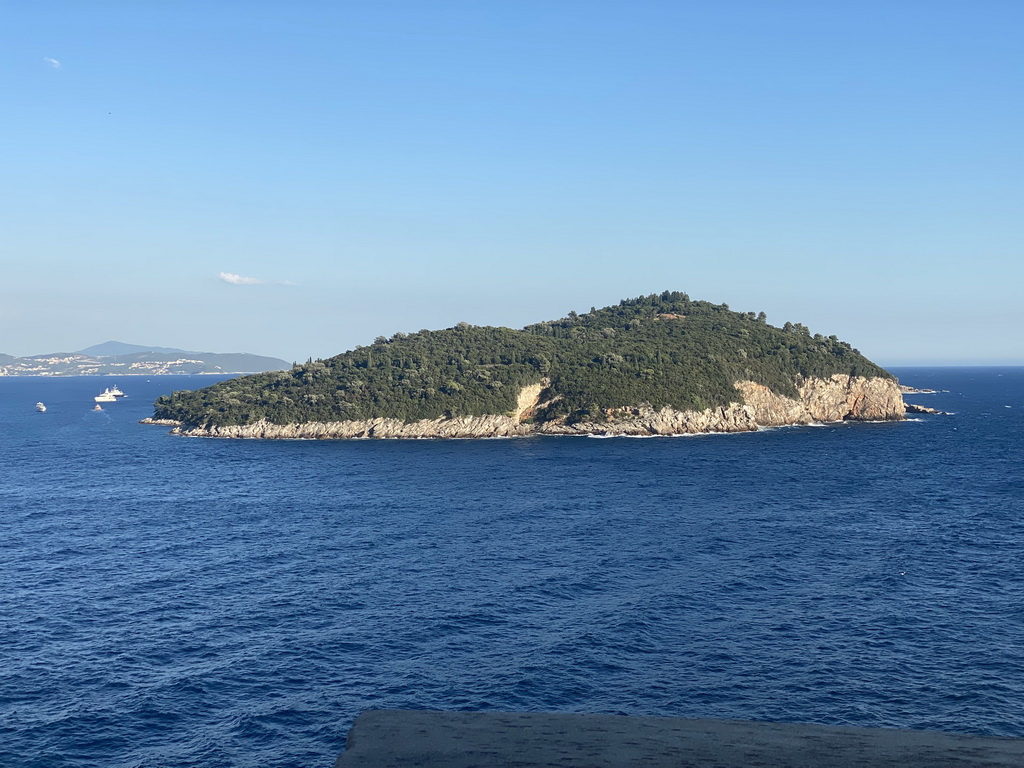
219, 272, 265, 286
43, 57, 61, 69
218, 271, 297, 286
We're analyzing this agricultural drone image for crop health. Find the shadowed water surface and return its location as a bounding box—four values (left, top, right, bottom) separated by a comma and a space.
1, 369, 1022, 766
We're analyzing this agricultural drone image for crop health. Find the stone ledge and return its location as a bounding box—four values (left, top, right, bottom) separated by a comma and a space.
336, 710, 1024, 767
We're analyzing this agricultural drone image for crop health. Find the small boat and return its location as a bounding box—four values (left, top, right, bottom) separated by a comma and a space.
93, 404, 103, 411
35, 402, 46, 412
94, 389, 117, 403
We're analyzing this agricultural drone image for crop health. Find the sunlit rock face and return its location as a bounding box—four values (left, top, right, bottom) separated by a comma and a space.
153, 376, 905, 439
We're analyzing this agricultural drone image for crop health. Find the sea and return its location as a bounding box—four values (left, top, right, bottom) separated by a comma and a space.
1, 368, 1022, 767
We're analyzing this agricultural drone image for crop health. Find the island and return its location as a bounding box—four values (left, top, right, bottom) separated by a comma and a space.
144, 292, 907, 438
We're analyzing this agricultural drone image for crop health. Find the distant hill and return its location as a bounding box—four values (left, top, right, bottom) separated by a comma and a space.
0, 342, 289, 376
78, 341, 191, 357
150, 291, 903, 438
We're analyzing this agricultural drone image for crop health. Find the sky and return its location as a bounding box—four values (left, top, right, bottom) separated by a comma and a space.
3, 1, 1022, 366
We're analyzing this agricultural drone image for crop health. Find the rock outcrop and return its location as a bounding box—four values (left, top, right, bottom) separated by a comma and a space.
143, 374, 905, 439
904, 402, 948, 415
744, 375, 907, 425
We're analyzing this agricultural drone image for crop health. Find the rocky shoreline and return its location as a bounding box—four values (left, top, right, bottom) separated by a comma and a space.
141, 374, 907, 439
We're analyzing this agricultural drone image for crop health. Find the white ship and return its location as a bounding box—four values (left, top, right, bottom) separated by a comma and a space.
35, 402, 46, 412
94, 389, 117, 403
109, 384, 126, 397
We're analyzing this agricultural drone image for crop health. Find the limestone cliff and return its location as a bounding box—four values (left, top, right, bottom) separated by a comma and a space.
142, 375, 904, 439
740, 375, 906, 425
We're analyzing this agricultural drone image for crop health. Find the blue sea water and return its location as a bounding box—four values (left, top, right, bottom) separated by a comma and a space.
1, 368, 1022, 767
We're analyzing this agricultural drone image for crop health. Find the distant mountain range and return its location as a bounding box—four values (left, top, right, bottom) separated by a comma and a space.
0, 342, 289, 376
78, 341, 195, 357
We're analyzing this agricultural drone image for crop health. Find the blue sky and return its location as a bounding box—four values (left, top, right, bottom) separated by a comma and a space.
3, 1, 1022, 365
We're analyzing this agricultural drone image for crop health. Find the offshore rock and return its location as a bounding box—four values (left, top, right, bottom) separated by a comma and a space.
157, 375, 905, 439
904, 402, 948, 415
900, 384, 944, 394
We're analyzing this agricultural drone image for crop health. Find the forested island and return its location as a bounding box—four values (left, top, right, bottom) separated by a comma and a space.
146, 292, 906, 438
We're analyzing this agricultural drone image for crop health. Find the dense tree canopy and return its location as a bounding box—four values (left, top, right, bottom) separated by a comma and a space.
153, 292, 892, 428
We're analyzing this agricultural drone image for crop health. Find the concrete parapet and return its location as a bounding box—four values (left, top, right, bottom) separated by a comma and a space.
336, 710, 1024, 767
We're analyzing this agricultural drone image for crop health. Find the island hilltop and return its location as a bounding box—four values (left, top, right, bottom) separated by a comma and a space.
146, 292, 906, 438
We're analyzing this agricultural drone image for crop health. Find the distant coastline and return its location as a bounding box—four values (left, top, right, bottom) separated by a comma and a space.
0, 341, 288, 377
0, 371, 266, 377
